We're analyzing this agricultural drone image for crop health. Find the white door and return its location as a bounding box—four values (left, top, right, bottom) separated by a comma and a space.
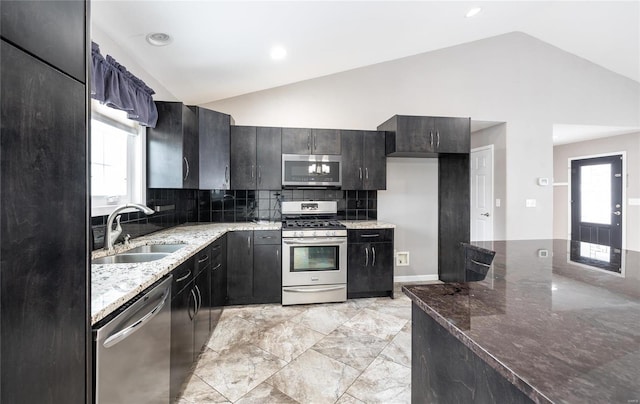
471, 146, 494, 241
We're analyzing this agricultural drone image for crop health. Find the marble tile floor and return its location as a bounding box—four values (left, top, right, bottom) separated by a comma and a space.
178, 284, 418, 404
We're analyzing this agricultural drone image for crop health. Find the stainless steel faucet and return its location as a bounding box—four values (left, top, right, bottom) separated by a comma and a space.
105, 203, 155, 252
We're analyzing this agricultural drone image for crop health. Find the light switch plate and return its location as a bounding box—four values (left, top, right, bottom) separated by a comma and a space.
629, 198, 640, 206
526, 199, 537, 208
495, 199, 501, 208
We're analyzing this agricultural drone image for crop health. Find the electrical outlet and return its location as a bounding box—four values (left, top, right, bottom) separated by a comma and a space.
396, 251, 410, 266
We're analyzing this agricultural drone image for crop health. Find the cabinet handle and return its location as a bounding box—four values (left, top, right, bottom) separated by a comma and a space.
225, 165, 229, 184
188, 289, 197, 320
276, 247, 279, 259
372, 246, 376, 267
213, 263, 222, 271
198, 255, 209, 264
436, 130, 440, 148
365, 247, 369, 267
251, 165, 255, 179
361, 234, 380, 238
176, 270, 192, 283
258, 165, 262, 184
183, 157, 190, 181
359, 167, 363, 180
212, 245, 222, 251
365, 167, 369, 179
307, 133, 311, 152
429, 131, 434, 148
195, 285, 202, 314
313, 133, 317, 151
247, 236, 251, 254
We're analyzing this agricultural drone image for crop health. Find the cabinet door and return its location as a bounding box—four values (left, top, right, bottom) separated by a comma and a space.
148, 102, 188, 188
256, 127, 282, 190
170, 282, 195, 402
282, 127, 311, 154
193, 269, 211, 359
432, 117, 470, 154
1, 41, 87, 404
182, 105, 199, 189
347, 243, 369, 295
198, 108, 230, 189
397, 116, 435, 154
312, 129, 341, 155
369, 242, 394, 293
226, 231, 254, 304
230, 126, 257, 189
253, 244, 282, 303
340, 130, 364, 190
211, 236, 227, 328
1, 1, 86, 82
363, 131, 387, 190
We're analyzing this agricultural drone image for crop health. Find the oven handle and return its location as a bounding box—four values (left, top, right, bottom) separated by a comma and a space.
283, 238, 346, 245
283, 285, 345, 293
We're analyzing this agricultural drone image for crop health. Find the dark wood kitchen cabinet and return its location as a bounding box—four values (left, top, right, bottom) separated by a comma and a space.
347, 229, 394, 298
379, 115, 470, 156
253, 231, 282, 304
210, 235, 227, 329
170, 255, 212, 403
230, 126, 282, 190
226, 230, 254, 304
197, 107, 232, 190
341, 130, 386, 190
1, 10, 89, 402
227, 230, 282, 305
282, 127, 341, 155
1, 0, 86, 82
147, 101, 199, 189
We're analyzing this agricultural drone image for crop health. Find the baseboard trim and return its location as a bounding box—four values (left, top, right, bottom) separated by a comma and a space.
394, 274, 439, 283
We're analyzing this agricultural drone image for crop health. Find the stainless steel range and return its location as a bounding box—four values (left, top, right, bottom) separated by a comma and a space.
281, 201, 347, 305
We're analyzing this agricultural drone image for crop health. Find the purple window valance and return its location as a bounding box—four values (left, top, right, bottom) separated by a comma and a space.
91, 42, 158, 128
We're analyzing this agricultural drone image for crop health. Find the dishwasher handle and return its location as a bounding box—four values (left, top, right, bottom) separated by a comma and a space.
103, 283, 171, 348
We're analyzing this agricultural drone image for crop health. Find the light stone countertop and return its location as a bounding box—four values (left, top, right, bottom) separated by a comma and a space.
340, 220, 396, 229
91, 220, 394, 325
91, 222, 280, 325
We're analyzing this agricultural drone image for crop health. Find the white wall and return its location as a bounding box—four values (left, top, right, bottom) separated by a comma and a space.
553, 132, 640, 251
204, 32, 640, 276
377, 158, 439, 278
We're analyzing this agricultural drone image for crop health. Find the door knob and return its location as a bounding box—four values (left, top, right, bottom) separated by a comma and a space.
613, 211, 621, 216
481, 212, 490, 217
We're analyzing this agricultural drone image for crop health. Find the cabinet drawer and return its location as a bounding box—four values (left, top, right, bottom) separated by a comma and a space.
172, 258, 195, 295
254, 230, 282, 245
348, 229, 394, 243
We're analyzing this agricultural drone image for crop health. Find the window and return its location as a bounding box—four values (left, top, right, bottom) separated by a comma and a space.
91, 100, 146, 216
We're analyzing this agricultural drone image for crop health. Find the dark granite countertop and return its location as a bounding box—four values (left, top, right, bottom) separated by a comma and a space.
403, 239, 640, 404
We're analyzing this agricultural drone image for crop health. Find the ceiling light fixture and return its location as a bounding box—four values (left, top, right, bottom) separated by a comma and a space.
465, 7, 482, 18
146, 32, 172, 46
270, 45, 287, 61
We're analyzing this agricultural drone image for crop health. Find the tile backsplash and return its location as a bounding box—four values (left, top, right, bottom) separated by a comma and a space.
92, 188, 377, 250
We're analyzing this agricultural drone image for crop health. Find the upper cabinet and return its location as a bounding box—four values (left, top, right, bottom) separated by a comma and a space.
341, 130, 386, 190
147, 102, 199, 189
197, 107, 232, 190
378, 115, 470, 157
282, 128, 341, 155
1, 0, 86, 83
230, 126, 281, 190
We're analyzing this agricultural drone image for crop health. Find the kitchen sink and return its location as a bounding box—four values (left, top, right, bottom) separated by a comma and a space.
125, 244, 186, 254
91, 252, 170, 265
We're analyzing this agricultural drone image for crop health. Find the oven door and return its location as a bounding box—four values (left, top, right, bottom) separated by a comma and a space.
282, 237, 347, 286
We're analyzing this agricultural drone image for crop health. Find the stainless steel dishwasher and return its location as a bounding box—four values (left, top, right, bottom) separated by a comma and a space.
94, 276, 172, 404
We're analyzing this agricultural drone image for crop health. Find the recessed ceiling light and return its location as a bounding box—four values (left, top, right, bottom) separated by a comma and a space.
270, 45, 287, 61
465, 7, 482, 18
146, 32, 172, 46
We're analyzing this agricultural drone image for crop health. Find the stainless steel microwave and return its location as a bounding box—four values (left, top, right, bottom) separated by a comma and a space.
282, 154, 342, 188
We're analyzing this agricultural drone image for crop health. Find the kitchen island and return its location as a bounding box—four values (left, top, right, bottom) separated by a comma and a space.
404, 239, 640, 403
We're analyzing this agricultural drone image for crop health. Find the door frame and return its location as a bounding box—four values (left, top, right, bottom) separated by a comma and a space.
567, 151, 626, 250
470, 145, 494, 242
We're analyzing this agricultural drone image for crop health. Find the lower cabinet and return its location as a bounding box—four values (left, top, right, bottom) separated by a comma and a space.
170, 258, 196, 403
227, 230, 282, 305
210, 235, 227, 329
347, 229, 394, 298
